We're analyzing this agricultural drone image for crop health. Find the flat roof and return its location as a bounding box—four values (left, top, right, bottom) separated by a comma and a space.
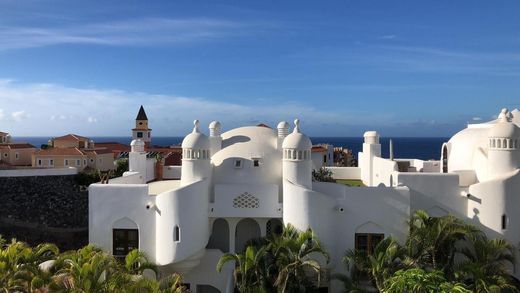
148, 180, 181, 195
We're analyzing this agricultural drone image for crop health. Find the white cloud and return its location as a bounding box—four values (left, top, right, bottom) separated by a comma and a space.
379, 35, 396, 40
11, 110, 29, 122
0, 79, 391, 136
0, 17, 262, 50
472, 117, 482, 121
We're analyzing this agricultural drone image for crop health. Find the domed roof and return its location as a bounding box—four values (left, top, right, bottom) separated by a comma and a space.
209, 121, 221, 129
489, 109, 520, 138
182, 120, 210, 149
130, 139, 145, 147
277, 121, 289, 129
282, 119, 312, 150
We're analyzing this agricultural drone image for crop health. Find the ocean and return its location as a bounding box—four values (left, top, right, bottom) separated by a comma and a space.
15, 136, 448, 161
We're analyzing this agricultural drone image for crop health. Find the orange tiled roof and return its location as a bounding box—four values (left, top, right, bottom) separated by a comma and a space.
311, 146, 327, 152
34, 147, 86, 156
0, 143, 36, 149
53, 134, 90, 141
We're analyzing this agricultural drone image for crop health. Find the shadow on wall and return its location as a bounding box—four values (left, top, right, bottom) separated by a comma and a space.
222, 135, 251, 148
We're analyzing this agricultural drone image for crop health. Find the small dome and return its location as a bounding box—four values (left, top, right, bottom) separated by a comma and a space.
277, 121, 289, 129
364, 131, 379, 138
130, 139, 145, 147
489, 109, 520, 138
489, 122, 520, 138
182, 120, 210, 149
209, 121, 221, 129
282, 119, 312, 150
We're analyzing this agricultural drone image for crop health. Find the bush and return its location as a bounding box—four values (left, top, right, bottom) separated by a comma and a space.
312, 167, 334, 182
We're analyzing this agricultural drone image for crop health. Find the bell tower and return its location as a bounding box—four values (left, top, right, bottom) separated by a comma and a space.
132, 105, 152, 148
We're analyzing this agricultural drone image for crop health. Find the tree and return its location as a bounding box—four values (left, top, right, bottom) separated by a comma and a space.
0, 239, 59, 292
406, 210, 481, 275
343, 237, 408, 291
269, 224, 330, 293
216, 245, 268, 292
456, 236, 518, 293
113, 159, 129, 178
382, 268, 471, 293
312, 167, 334, 182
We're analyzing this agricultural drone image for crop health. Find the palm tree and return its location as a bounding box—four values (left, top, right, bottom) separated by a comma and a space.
456, 235, 518, 292
269, 224, 330, 293
49, 244, 123, 292
216, 245, 268, 292
406, 210, 481, 275
343, 237, 408, 291
382, 268, 471, 293
0, 239, 59, 292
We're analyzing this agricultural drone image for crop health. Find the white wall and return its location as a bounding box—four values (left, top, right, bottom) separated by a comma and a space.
397, 173, 466, 218
89, 184, 157, 262
146, 158, 155, 182
372, 157, 398, 186
155, 179, 210, 267
163, 166, 182, 179
326, 167, 361, 180
211, 183, 282, 218
0, 167, 78, 177
183, 249, 233, 293
111, 172, 143, 184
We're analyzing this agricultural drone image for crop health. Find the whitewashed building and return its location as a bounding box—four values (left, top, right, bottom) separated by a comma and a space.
89, 108, 520, 293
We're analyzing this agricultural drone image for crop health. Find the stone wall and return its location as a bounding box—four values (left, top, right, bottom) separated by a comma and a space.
0, 175, 88, 250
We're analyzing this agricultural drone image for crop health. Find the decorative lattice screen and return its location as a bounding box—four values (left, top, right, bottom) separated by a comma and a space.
233, 192, 259, 208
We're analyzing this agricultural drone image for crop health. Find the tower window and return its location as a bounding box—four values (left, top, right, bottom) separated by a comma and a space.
139, 122, 143, 125
137, 132, 143, 138
174, 226, 180, 242
234, 159, 243, 168
253, 159, 260, 167
502, 214, 507, 230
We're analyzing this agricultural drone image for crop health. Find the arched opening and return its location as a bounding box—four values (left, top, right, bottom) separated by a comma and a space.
266, 219, 283, 237
235, 218, 261, 252
112, 217, 138, 260
498, 139, 502, 148
206, 218, 230, 253
442, 144, 448, 173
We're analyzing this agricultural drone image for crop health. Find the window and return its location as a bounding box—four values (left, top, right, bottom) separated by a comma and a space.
38, 159, 42, 166
90, 158, 94, 163
49, 159, 54, 166
137, 132, 143, 138
323, 154, 327, 163
64, 159, 68, 166
234, 159, 242, 168
139, 122, 143, 126
83, 159, 87, 165
502, 215, 508, 230
355, 233, 384, 255
174, 226, 180, 242
113, 229, 139, 260
253, 159, 260, 167
76, 159, 81, 166
15, 153, 19, 160
148, 132, 150, 138
3, 153, 7, 157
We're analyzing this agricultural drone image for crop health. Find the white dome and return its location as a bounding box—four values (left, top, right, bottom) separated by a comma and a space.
130, 139, 145, 147
209, 121, 221, 129
182, 120, 210, 149
282, 119, 312, 150
277, 121, 289, 129
489, 122, 520, 138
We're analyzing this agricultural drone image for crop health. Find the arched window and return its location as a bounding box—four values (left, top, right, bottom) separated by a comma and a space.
292, 150, 296, 160
503, 139, 507, 148
174, 225, 180, 242
297, 150, 302, 160
502, 214, 507, 230
492, 139, 496, 148
497, 139, 502, 148
442, 145, 448, 173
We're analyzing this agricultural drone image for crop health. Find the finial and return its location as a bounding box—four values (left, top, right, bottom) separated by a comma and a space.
193, 119, 200, 133
293, 119, 300, 133
499, 108, 512, 122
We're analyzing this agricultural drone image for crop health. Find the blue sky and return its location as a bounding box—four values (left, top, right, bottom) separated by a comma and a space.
0, 1, 519, 137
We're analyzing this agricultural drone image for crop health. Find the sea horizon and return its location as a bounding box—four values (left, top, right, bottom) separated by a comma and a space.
14, 136, 449, 161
